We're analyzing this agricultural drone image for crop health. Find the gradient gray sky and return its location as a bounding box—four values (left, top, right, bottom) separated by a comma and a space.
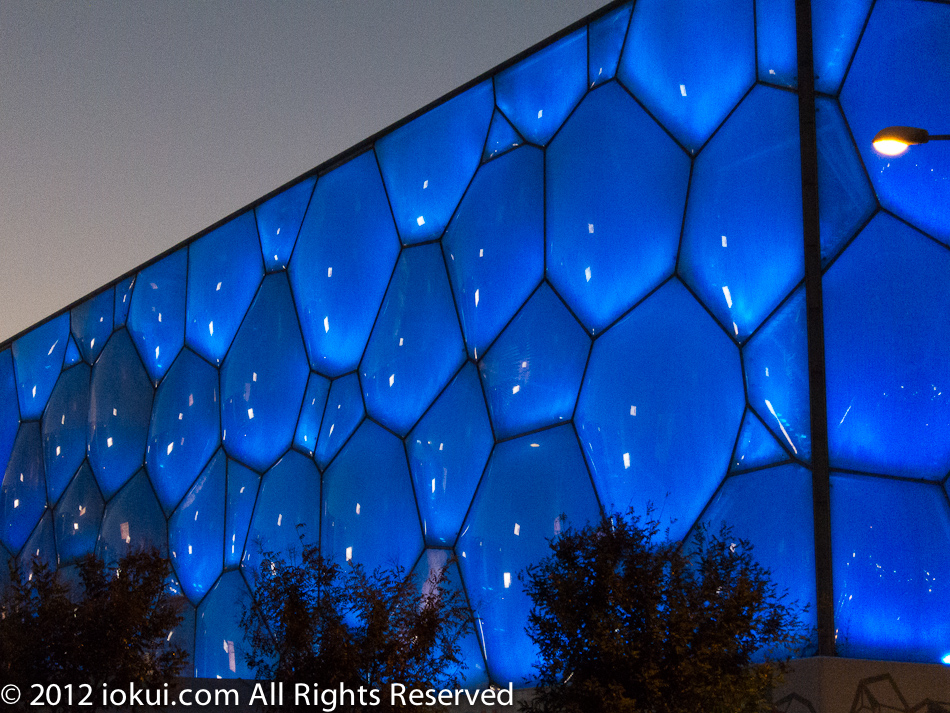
0, 1, 603, 343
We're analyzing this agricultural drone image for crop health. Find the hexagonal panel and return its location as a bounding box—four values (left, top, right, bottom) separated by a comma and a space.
128, 249, 187, 383
18, 510, 55, 574
730, 409, 791, 473
1, 422, 47, 554
482, 110, 523, 161
255, 176, 316, 272
195, 570, 253, 679
42, 362, 90, 504
755, 0, 796, 87
225, 458, 259, 570
97, 470, 166, 564
293, 372, 330, 457
812, 0, 873, 95
165, 575, 197, 668
588, 3, 632, 88
70, 288, 114, 365
114, 276, 134, 329
53, 462, 104, 565
64, 336, 81, 367
12, 313, 68, 420
314, 372, 364, 471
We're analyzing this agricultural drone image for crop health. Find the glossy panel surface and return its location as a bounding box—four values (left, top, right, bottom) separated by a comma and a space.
128, 250, 187, 382
588, 3, 632, 87
756, 0, 797, 87
114, 277, 135, 328
1, 423, 47, 553
42, 363, 90, 504
97, 470, 167, 564
293, 372, 330, 456
19, 511, 56, 572
64, 337, 81, 367
195, 571, 253, 679
53, 462, 103, 564
256, 176, 316, 272
165, 576, 197, 667
314, 373, 365, 471
12, 313, 68, 419
0, 351, 19, 480
71, 288, 114, 365
483, 110, 523, 161
225, 459, 259, 570
812, 0, 874, 94
730, 410, 791, 473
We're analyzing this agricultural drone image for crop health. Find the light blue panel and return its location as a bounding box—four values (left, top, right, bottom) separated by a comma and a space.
361, 245, 465, 435
97, 470, 167, 564
146, 348, 221, 514
680, 86, 803, 340
18, 510, 56, 572
840, 0, 950, 245
314, 373, 365, 471
53, 462, 103, 564
618, 0, 755, 152
482, 110, 523, 160
0, 351, 17, 476
1, 423, 47, 554
71, 288, 114, 365
64, 337, 81, 366
114, 277, 134, 328
832, 474, 950, 663
289, 152, 400, 376
255, 176, 316, 272
824, 213, 950, 479
479, 285, 590, 439
186, 212, 264, 365
731, 409, 791, 473
293, 372, 330, 456
376, 80, 494, 243
12, 313, 68, 419
170, 450, 226, 605
165, 576, 197, 668
443, 146, 544, 360
321, 421, 422, 572
407, 363, 493, 546
88, 330, 154, 499
812, 0, 874, 95
220, 273, 309, 473
457, 425, 600, 686
576, 280, 744, 541
547, 82, 689, 333
128, 250, 187, 382
589, 3, 632, 87
755, 0, 797, 87
225, 459, 259, 569
195, 570, 253, 679
42, 362, 90, 504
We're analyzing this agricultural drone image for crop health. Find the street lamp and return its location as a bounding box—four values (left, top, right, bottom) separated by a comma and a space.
872, 126, 950, 157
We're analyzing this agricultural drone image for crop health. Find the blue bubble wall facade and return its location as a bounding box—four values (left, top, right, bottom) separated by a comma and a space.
2, 0, 950, 683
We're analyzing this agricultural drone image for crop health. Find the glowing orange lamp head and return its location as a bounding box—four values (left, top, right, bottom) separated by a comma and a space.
873, 126, 949, 156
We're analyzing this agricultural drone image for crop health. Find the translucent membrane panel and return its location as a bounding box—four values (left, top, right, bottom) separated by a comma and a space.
186, 212, 264, 365
576, 280, 744, 541
755, 0, 797, 87
169, 450, 226, 605
293, 372, 330, 457
64, 337, 81, 367
482, 110, 523, 161
495, 28, 587, 146
840, 0, 950, 245
361, 245, 465, 436
12, 313, 68, 419
97, 470, 167, 564
146, 348, 221, 514
220, 274, 309, 472
255, 176, 316, 272
314, 373, 364, 471
407, 363, 493, 547
19, 511, 56, 573
680, 86, 803, 340
730, 409, 791, 473
832, 474, 950, 663
824, 213, 950, 479
289, 152, 400, 376
71, 288, 114, 365
53, 462, 103, 565
165, 576, 197, 667
457, 425, 600, 686
225, 459, 259, 570
812, 0, 873, 95
588, 3, 632, 88
321, 421, 422, 572
618, 0, 755, 152
114, 277, 134, 329
42, 363, 91, 504
443, 146, 544, 360
376, 80, 494, 244
195, 570, 253, 679
480, 285, 590, 439
1, 423, 47, 554
88, 330, 154, 499
0, 351, 17, 474
547, 82, 689, 334
128, 250, 187, 383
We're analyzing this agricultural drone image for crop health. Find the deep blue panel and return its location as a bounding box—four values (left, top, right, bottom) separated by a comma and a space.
114, 277, 134, 328
618, 0, 755, 152
589, 3, 632, 87
376, 80, 494, 244
479, 285, 590, 439
289, 152, 400, 376
407, 363, 493, 547
128, 250, 186, 382
361, 245, 465, 435
225, 459, 259, 570
293, 372, 330, 456
12, 313, 68, 420
88, 330, 154, 499
0, 544, 10, 592
53, 462, 103, 564
832, 474, 950, 663
812, 0, 874, 95
824, 213, 950, 479
576, 280, 744, 541
220, 273, 309, 472
731, 410, 791, 473
314, 373, 364, 471
482, 110, 523, 161
755, 0, 797, 87
1, 423, 47, 554
321, 421, 422, 572
680, 86, 803, 340
97, 470, 167, 564
255, 176, 316, 272
840, 0, 950, 245
443, 146, 544, 359
64, 337, 81, 367
195, 571, 253, 679
495, 28, 587, 146
146, 348, 221, 514
170, 450, 226, 605
165, 576, 197, 670
42, 363, 90, 504
457, 425, 600, 685
71, 288, 114, 365
186, 212, 264, 365
0, 350, 19, 489
18, 511, 56, 574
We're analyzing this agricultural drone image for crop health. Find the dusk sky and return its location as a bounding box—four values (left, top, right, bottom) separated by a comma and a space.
0, 1, 603, 343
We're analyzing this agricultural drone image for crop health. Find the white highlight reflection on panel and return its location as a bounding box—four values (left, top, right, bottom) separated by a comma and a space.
504, 572, 511, 588
722, 286, 733, 309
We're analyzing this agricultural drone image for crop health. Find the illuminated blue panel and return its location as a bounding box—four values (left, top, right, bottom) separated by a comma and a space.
1, 423, 47, 554
128, 250, 187, 382
186, 212, 264, 365
0, 351, 17, 476
18, 511, 56, 573
479, 285, 590, 439
289, 152, 400, 376
71, 288, 114, 365
495, 28, 587, 146
548, 82, 689, 334
64, 337, 81, 366
840, 0, 950, 245
114, 277, 134, 328
812, 0, 873, 95
220, 273, 309, 472
731, 410, 791, 473
457, 425, 600, 685
680, 86, 803, 340
146, 348, 221, 514
407, 363, 493, 546
832, 474, 950, 663
165, 576, 197, 667
824, 213, 950, 479
195, 571, 253, 679
576, 280, 744, 541
755, 0, 797, 87
53, 462, 103, 564
97, 470, 167, 564
376, 80, 494, 244
225, 459, 259, 570
361, 245, 465, 435
443, 146, 544, 360
588, 3, 632, 88
744, 288, 811, 461
170, 450, 226, 605
483, 110, 523, 161
12, 313, 68, 419
618, 0, 755, 152
42, 363, 90, 504
88, 330, 154, 499
293, 372, 330, 456
255, 176, 316, 272
321, 421, 422, 572
314, 373, 364, 471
